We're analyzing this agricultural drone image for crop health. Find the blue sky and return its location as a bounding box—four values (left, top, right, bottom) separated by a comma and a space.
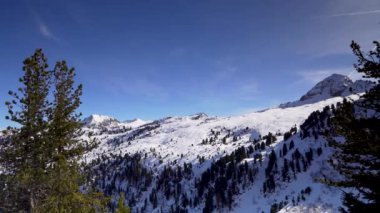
0, 0, 379, 127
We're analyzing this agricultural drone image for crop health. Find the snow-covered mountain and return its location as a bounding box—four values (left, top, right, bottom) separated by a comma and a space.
83, 114, 150, 131
279, 74, 373, 108
83, 114, 120, 126
123, 118, 152, 129
80, 74, 373, 213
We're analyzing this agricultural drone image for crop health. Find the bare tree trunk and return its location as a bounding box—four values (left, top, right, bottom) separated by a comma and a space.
28, 190, 34, 213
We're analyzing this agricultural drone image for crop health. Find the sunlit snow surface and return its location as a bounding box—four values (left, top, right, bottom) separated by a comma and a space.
80, 95, 359, 212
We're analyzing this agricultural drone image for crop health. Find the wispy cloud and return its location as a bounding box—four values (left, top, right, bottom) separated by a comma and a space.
27, 4, 59, 41
328, 9, 380, 17
299, 3, 380, 58
38, 22, 57, 40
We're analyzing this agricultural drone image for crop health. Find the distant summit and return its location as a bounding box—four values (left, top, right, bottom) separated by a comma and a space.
280, 74, 374, 108
190, 112, 208, 120
82, 114, 150, 129
123, 118, 151, 128
83, 114, 119, 126
300, 74, 352, 101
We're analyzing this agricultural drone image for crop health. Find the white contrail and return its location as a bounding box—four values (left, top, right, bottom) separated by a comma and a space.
329, 9, 380, 17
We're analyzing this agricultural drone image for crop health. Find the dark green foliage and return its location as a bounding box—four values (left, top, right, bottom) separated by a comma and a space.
289, 140, 294, 150
115, 194, 131, 213
305, 186, 312, 195
317, 147, 323, 156
300, 105, 332, 139
265, 150, 277, 177
263, 150, 279, 193
260, 142, 266, 150
203, 192, 214, 213
88, 153, 152, 211
283, 126, 297, 141
351, 41, 380, 112
1, 49, 51, 211
327, 41, 380, 212
270, 203, 278, 213
0, 49, 106, 212
282, 158, 289, 182
305, 148, 313, 165
263, 132, 277, 146
195, 145, 258, 211
293, 149, 301, 173
282, 143, 288, 156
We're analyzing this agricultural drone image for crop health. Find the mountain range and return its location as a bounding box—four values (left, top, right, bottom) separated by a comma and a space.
77, 74, 374, 213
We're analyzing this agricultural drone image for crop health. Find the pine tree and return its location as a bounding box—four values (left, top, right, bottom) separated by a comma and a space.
1, 50, 107, 212
38, 60, 106, 212
351, 40, 380, 112
1, 49, 51, 212
115, 194, 131, 213
282, 143, 288, 156
328, 41, 380, 212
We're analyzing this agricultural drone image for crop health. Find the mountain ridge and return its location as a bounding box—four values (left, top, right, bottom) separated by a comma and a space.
79, 74, 368, 212
82, 74, 373, 125
2, 73, 369, 213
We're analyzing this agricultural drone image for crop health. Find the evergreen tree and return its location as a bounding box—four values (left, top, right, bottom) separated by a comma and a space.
328, 41, 380, 212
282, 159, 289, 182
351, 41, 380, 112
1, 50, 107, 212
39, 60, 106, 212
265, 150, 277, 177
115, 194, 131, 213
289, 140, 294, 150
282, 143, 288, 156
1, 49, 51, 212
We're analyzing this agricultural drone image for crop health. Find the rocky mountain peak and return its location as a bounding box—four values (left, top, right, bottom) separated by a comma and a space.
280, 74, 374, 108
299, 74, 353, 101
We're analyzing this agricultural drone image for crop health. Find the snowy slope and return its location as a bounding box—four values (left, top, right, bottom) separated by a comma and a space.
82, 107, 359, 212
0, 74, 370, 212
233, 133, 341, 213
82, 95, 357, 164
78, 74, 369, 213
